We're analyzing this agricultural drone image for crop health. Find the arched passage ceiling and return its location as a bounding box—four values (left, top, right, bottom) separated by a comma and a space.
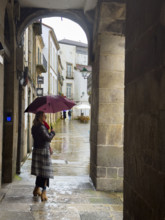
16, 0, 97, 63
19, 0, 98, 12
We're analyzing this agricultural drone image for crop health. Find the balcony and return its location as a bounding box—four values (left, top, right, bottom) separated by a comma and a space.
33, 22, 42, 36
66, 75, 74, 80
36, 54, 47, 74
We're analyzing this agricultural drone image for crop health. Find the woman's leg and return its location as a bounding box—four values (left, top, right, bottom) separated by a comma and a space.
33, 176, 42, 196
41, 179, 49, 201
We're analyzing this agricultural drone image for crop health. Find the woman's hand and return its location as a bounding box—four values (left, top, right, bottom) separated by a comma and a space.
49, 147, 53, 155
51, 129, 55, 135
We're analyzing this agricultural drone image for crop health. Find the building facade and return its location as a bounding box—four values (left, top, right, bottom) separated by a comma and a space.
22, 22, 47, 164
41, 23, 60, 124
59, 39, 91, 118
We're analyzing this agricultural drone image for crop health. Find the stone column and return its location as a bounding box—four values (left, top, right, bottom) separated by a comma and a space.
2, 2, 19, 183
0, 0, 8, 189
90, 1, 125, 191
0, 58, 4, 188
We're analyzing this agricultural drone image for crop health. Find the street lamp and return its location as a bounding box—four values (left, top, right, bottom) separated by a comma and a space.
80, 67, 90, 79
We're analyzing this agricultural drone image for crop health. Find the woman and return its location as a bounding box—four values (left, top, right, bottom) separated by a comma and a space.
31, 111, 55, 201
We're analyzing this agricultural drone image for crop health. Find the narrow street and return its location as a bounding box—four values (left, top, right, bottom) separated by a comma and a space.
0, 120, 123, 220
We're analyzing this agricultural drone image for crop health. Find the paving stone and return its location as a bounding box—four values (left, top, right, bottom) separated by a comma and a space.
0, 212, 34, 220
0, 120, 123, 220
80, 212, 112, 220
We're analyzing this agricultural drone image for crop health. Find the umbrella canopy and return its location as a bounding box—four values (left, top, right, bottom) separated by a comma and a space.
75, 104, 91, 110
24, 95, 76, 114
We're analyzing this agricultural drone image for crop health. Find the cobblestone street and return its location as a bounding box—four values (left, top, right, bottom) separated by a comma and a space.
0, 120, 123, 220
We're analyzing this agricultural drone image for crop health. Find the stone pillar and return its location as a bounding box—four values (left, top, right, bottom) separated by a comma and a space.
125, 0, 165, 219
2, 2, 19, 183
0, 59, 4, 188
0, 0, 9, 187
90, 1, 125, 191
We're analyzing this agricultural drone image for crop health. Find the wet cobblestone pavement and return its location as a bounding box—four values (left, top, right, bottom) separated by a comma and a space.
0, 120, 123, 220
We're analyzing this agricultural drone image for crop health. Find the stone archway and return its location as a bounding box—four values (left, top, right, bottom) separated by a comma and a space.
1, 1, 126, 191
16, 8, 94, 64
15, 3, 125, 191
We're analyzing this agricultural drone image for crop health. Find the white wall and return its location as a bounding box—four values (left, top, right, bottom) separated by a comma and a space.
59, 42, 90, 117
42, 25, 58, 96
41, 25, 49, 95
59, 44, 76, 99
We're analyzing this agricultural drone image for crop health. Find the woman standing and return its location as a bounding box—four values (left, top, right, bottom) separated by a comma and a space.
31, 111, 55, 201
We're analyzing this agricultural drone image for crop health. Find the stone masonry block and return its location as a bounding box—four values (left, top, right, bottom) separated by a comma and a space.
125, 71, 160, 113
97, 167, 107, 178
97, 124, 123, 146
97, 146, 123, 167
100, 2, 125, 21
99, 54, 124, 73
118, 167, 123, 178
97, 178, 123, 191
99, 71, 124, 89
97, 178, 116, 191
100, 33, 125, 55
126, 26, 165, 84
107, 168, 117, 178
99, 2, 126, 33
98, 103, 124, 124
99, 88, 124, 103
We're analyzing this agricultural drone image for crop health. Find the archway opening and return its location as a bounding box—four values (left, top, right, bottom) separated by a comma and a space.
21, 16, 92, 178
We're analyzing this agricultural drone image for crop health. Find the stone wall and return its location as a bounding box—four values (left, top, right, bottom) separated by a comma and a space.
0, 0, 8, 188
124, 0, 165, 218
2, 1, 19, 183
90, 0, 125, 191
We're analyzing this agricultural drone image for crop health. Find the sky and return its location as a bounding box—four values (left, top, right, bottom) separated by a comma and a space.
42, 17, 88, 44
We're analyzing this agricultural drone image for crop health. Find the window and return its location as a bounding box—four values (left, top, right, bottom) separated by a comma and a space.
66, 83, 72, 99
38, 47, 40, 64
66, 63, 72, 77
76, 47, 87, 55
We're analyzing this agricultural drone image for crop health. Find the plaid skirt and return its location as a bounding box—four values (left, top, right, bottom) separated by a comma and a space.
31, 147, 54, 179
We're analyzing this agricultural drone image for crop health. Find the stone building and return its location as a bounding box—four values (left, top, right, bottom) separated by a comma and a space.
0, 0, 165, 218
59, 39, 90, 118
57, 55, 64, 96
41, 23, 60, 124
16, 22, 48, 170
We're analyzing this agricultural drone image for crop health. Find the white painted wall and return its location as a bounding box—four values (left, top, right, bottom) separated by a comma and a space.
41, 25, 49, 95
41, 25, 58, 96
59, 42, 90, 117
59, 44, 75, 99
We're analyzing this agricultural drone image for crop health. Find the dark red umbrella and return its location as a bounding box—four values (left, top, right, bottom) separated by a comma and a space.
24, 95, 76, 113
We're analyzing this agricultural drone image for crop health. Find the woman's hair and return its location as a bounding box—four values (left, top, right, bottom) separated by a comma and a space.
33, 111, 44, 126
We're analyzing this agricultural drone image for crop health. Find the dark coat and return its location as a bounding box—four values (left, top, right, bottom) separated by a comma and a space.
31, 123, 55, 179
32, 123, 55, 149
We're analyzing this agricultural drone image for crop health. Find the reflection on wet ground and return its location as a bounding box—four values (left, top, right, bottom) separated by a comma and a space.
0, 119, 123, 220
51, 120, 90, 176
